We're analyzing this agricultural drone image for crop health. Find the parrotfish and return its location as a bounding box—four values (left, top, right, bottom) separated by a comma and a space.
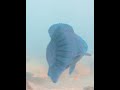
46, 23, 91, 83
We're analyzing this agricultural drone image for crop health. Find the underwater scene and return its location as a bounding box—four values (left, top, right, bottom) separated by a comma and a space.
26, 0, 94, 90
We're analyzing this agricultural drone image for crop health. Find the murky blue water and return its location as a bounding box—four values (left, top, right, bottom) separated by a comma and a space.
26, 0, 94, 66
26, 1, 94, 89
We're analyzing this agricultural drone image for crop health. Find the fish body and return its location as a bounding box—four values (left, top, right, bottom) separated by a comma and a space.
46, 23, 90, 83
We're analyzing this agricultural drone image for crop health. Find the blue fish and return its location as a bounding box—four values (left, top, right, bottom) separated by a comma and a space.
46, 23, 91, 83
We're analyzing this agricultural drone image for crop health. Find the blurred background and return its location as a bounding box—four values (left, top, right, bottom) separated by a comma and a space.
26, 0, 94, 90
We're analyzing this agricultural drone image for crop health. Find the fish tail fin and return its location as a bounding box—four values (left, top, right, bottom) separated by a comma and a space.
85, 53, 91, 56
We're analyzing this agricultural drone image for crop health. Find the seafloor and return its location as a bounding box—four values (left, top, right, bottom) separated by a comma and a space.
26, 55, 94, 90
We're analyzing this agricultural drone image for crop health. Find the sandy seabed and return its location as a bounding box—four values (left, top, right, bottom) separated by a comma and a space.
26, 56, 94, 90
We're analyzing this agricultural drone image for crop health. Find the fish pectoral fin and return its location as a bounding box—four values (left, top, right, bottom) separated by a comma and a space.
69, 63, 76, 75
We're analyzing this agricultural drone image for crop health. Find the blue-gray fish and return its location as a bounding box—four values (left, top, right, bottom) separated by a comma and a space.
46, 23, 91, 83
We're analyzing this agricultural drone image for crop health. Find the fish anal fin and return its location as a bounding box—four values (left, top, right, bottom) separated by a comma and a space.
69, 63, 76, 75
